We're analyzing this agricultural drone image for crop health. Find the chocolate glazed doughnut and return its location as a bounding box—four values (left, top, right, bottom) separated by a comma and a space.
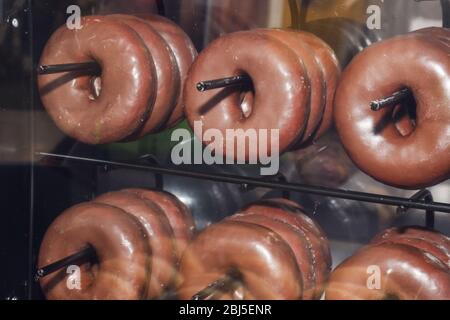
184, 31, 310, 161
414, 27, 450, 42
142, 14, 198, 128
111, 15, 180, 136
371, 227, 450, 268
123, 188, 195, 262
255, 29, 325, 144
228, 213, 316, 299
94, 191, 176, 298
178, 221, 302, 300
241, 199, 331, 298
293, 31, 340, 139
38, 202, 151, 300
38, 16, 157, 144
242, 199, 331, 268
325, 243, 450, 300
334, 33, 450, 189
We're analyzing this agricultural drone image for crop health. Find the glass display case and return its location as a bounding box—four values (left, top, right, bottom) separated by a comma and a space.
0, 0, 449, 301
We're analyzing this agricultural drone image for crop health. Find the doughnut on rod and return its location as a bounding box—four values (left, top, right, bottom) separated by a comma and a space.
37, 62, 412, 115
370, 88, 411, 111
35, 246, 96, 281
37, 61, 100, 75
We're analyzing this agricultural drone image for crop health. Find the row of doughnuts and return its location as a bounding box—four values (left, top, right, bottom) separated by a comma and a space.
38, 17, 449, 190
177, 198, 332, 300
38, 193, 450, 300
184, 28, 341, 161
38, 14, 197, 144
178, 216, 450, 300
38, 188, 195, 300
326, 226, 450, 300
335, 27, 450, 189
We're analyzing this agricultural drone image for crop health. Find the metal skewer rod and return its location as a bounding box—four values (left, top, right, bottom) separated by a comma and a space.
37, 61, 100, 75
196, 75, 251, 92
397, 189, 435, 230
35, 246, 95, 281
192, 270, 241, 300
36, 152, 450, 214
370, 88, 412, 111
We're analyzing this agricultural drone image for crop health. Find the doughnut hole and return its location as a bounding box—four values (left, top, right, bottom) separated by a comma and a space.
392, 91, 417, 137
235, 72, 255, 119
88, 64, 103, 101
89, 76, 102, 100
78, 245, 100, 288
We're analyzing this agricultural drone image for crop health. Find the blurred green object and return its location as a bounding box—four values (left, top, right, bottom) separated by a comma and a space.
102, 120, 193, 161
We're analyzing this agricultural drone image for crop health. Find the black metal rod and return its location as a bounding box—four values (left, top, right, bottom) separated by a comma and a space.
36, 152, 450, 214
139, 154, 164, 190
419, 190, 435, 230
241, 172, 290, 199
37, 61, 100, 75
397, 189, 435, 229
196, 75, 251, 92
192, 270, 241, 300
35, 246, 95, 281
370, 88, 411, 111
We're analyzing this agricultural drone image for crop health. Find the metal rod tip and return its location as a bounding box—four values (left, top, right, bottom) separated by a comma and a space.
370, 102, 381, 111
197, 82, 206, 92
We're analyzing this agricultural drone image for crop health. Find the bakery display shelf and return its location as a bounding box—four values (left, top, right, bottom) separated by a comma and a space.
26, 0, 450, 301
33, 151, 449, 299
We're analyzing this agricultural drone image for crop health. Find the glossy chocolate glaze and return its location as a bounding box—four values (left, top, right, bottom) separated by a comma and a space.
111, 15, 180, 136
291, 31, 340, 140
241, 199, 331, 298
94, 191, 176, 299
38, 202, 151, 300
256, 29, 325, 145
242, 199, 330, 263
38, 16, 157, 144
124, 188, 195, 263
184, 30, 310, 161
414, 27, 450, 41
178, 221, 302, 300
228, 213, 316, 299
335, 31, 450, 189
325, 243, 450, 300
371, 226, 450, 268
142, 14, 198, 128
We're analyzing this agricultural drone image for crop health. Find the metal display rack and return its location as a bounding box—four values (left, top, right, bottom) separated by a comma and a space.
30, 0, 450, 300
